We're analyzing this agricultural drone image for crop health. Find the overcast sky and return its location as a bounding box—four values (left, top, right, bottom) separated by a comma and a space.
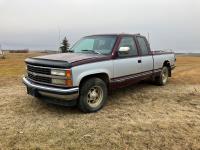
0, 0, 200, 52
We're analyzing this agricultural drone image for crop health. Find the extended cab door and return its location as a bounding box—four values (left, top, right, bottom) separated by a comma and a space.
113, 36, 142, 78
136, 36, 154, 73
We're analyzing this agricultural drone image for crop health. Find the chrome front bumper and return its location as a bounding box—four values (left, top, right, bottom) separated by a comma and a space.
23, 77, 79, 101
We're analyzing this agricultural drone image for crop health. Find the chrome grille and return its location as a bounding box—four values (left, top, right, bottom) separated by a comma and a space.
28, 73, 51, 84
27, 64, 52, 84
27, 65, 51, 75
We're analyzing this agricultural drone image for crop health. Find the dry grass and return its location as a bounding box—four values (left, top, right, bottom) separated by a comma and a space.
0, 53, 200, 150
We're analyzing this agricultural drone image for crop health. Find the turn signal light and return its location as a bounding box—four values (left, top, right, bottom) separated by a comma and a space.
66, 70, 72, 87
66, 70, 71, 79
66, 79, 73, 87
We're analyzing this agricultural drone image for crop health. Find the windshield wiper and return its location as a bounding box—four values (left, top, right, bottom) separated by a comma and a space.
81, 49, 102, 54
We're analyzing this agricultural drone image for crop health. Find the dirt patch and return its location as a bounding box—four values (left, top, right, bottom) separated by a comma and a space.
0, 53, 200, 149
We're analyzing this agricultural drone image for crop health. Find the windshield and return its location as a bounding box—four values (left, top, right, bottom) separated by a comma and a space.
70, 36, 117, 55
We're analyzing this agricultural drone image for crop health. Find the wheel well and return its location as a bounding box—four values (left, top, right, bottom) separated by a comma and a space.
163, 60, 171, 77
79, 73, 109, 88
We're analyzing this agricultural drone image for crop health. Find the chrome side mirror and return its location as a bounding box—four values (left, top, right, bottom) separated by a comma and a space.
118, 47, 130, 53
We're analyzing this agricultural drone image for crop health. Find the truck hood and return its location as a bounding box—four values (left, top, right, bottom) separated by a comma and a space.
34, 53, 106, 63
25, 53, 110, 68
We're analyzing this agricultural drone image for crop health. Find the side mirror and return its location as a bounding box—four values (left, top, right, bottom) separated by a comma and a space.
118, 47, 130, 54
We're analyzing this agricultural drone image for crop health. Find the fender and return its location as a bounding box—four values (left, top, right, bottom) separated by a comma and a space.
77, 69, 110, 85
71, 60, 113, 86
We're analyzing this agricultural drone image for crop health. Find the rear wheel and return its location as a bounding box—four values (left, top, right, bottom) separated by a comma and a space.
155, 66, 169, 85
78, 78, 107, 113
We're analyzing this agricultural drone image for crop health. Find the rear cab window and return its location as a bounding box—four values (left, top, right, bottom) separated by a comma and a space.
136, 36, 150, 56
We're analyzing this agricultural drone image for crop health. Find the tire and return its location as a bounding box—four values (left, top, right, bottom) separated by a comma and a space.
78, 78, 108, 113
155, 66, 169, 86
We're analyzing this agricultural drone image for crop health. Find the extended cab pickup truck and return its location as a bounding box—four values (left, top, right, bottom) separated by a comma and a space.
23, 34, 176, 112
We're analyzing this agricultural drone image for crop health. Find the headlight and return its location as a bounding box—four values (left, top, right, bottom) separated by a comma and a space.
52, 79, 66, 85
51, 69, 66, 76
51, 69, 73, 86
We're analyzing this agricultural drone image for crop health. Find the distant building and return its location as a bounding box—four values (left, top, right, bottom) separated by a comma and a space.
0, 50, 5, 59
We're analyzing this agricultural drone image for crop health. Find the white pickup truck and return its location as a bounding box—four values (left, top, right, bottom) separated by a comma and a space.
23, 34, 176, 112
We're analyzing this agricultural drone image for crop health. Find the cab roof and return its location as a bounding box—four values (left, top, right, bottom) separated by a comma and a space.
84, 33, 141, 37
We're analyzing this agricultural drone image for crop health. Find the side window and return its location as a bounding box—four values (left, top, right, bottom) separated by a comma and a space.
137, 37, 149, 55
118, 37, 138, 57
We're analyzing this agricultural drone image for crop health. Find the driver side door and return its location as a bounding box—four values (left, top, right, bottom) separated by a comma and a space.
112, 36, 142, 87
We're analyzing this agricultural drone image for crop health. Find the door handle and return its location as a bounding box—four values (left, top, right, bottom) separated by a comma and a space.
138, 60, 142, 63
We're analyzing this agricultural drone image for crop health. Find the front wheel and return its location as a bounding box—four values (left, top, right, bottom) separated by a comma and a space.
155, 66, 169, 86
78, 78, 108, 113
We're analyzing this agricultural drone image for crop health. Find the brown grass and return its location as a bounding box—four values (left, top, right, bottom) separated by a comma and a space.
0, 53, 200, 150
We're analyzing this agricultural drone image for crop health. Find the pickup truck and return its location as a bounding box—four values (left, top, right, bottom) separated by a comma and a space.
23, 34, 176, 112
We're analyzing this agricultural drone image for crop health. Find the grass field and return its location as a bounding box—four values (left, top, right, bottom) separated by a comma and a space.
0, 53, 200, 149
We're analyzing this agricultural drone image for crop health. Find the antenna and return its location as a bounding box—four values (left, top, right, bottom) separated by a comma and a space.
147, 32, 150, 44
58, 26, 61, 53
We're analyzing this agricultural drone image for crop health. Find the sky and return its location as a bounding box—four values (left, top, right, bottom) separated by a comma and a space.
0, 0, 200, 53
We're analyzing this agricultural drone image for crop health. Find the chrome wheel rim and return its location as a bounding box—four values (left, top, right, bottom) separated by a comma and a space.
87, 86, 103, 108
162, 67, 168, 84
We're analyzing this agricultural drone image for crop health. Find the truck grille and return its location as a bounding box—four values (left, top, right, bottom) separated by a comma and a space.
28, 73, 51, 84
27, 64, 51, 84
27, 65, 51, 75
